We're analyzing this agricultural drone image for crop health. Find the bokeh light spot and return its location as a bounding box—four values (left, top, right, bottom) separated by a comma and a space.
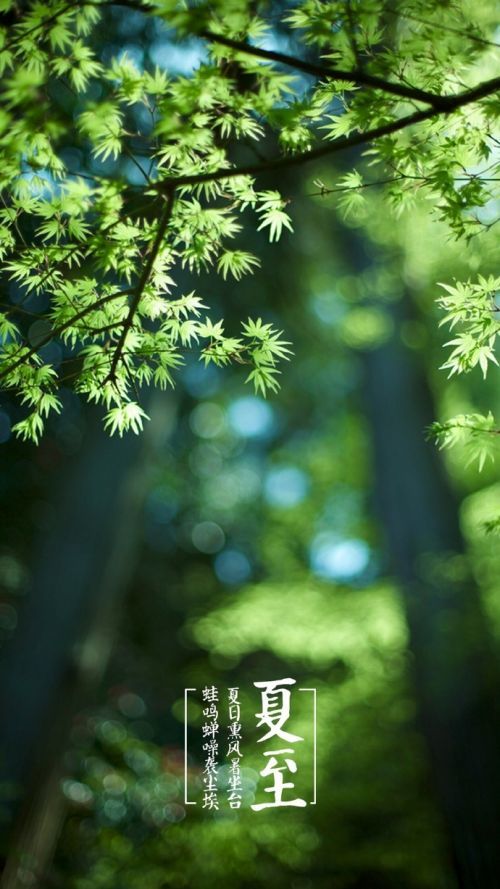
227, 396, 274, 438
190, 402, 225, 439
214, 550, 252, 585
192, 521, 225, 554
310, 534, 371, 581
265, 466, 308, 508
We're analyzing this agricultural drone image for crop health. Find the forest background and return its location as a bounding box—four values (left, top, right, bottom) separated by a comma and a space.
0, 2, 499, 888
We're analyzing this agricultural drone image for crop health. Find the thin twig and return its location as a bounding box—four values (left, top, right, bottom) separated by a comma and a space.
106, 186, 176, 382
0, 287, 134, 382
384, 5, 500, 49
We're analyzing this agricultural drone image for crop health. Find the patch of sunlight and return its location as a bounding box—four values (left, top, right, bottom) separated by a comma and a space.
189, 582, 406, 668
461, 482, 500, 639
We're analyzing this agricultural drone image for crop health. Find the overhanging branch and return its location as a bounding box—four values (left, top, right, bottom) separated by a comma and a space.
106, 186, 176, 383
155, 74, 500, 190
200, 30, 446, 108
0, 287, 135, 383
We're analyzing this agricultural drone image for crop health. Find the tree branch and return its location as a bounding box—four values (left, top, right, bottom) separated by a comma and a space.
105, 186, 176, 383
0, 287, 134, 383
307, 174, 500, 197
1, 1, 76, 51
384, 5, 500, 49
98, 1, 498, 105
155, 74, 500, 190
199, 30, 447, 108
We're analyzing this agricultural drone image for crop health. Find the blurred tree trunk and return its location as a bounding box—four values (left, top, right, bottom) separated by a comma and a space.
361, 291, 500, 888
0, 396, 173, 888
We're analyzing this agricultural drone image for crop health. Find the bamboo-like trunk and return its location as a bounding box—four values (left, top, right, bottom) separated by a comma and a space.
362, 294, 500, 888
0, 398, 172, 888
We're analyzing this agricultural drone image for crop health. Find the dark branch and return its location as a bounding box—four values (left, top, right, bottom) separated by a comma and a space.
100, 2, 499, 105
106, 187, 176, 382
0, 288, 135, 383
155, 74, 500, 190
200, 30, 447, 108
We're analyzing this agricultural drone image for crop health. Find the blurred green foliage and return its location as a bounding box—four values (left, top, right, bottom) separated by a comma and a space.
0, 2, 499, 888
